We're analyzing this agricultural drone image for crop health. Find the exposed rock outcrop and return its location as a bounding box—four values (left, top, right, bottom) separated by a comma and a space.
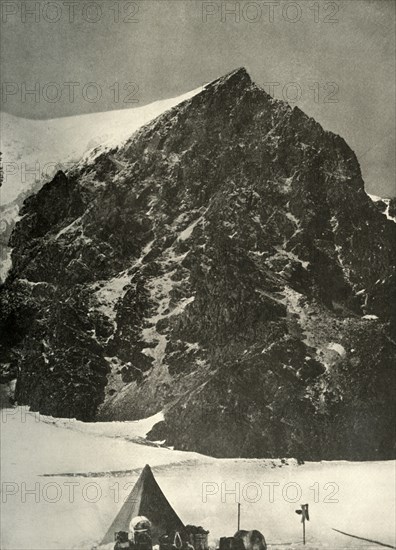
1, 68, 395, 459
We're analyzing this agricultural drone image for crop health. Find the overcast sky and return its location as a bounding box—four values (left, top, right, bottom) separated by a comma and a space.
1, 0, 395, 196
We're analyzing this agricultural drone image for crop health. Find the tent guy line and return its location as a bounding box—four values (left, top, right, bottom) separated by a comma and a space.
331, 528, 396, 549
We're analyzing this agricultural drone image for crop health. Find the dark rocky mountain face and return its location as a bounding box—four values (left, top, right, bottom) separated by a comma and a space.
1, 68, 395, 459
0, 179, 43, 284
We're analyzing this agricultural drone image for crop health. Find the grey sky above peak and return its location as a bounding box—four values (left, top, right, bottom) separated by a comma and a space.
0, 0, 395, 197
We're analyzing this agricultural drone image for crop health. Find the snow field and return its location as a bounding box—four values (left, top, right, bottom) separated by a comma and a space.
1, 408, 395, 550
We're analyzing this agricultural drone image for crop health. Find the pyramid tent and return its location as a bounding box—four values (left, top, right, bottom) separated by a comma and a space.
101, 464, 185, 546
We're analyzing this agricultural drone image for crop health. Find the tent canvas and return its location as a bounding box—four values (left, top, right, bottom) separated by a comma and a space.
101, 464, 185, 546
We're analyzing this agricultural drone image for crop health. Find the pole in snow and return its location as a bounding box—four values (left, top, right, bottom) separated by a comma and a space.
295, 504, 309, 545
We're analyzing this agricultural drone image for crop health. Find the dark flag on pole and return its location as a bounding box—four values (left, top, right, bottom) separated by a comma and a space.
295, 504, 310, 522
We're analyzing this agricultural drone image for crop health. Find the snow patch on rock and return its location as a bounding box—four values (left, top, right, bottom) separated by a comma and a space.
94, 272, 132, 322
368, 194, 396, 223
327, 342, 347, 357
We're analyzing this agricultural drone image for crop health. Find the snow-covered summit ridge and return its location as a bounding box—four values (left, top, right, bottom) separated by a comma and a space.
1, 85, 202, 205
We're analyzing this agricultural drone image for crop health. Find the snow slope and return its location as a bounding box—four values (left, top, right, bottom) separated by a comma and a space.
1, 408, 395, 550
0, 86, 202, 206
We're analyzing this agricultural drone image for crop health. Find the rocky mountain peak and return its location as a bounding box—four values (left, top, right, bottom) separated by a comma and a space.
204, 66, 255, 92
1, 68, 395, 460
